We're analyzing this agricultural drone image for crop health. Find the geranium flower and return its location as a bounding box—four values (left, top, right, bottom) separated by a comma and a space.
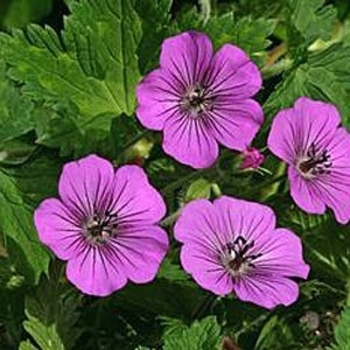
136, 31, 263, 169
174, 196, 309, 309
268, 97, 350, 224
34, 155, 169, 296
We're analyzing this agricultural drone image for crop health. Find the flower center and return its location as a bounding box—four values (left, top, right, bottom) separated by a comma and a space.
84, 210, 118, 246
297, 143, 332, 179
221, 236, 262, 278
180, 84, 213, 117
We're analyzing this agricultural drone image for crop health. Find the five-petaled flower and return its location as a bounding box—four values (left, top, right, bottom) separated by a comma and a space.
136, 31, 263, 169
34, 155, 169, 296
174, 196, 309, 309
268, 97, 350, 224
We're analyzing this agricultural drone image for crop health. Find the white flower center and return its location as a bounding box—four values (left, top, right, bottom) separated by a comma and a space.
296, 143, 332, 179
221, 236, 262, 278
84, 211, 118, 245
180, 84, 213, 117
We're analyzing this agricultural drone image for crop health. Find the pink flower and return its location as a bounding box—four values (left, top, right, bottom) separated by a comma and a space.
136, 31, 263, 169
239, 146, 265, 169
268, 97, 350, 224
174, 196, 309, 309
34, 155, 169, 296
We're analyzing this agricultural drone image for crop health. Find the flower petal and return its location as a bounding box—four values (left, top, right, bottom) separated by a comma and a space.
180, 243, 234, 295
205, 99, 263, 151
233, 274, 300, 309
206, 44, 262, 99
255, 228, 310, 278
34, 198, 84, 260
160, 31, 213, 86
58, 154, 114, 218
268, 97, 341, 164
294, 97, 341, 151
213, 196, 276, 245
162, 113, 219, 168
66, 246, 127, 296
110, 165, 166, 224
288, 167, 327, 214
313, 127, 350, 224
174, 199, 228, 248
136, 69, 181, 130
110, 225, 169, 283
267, 108, 299, 164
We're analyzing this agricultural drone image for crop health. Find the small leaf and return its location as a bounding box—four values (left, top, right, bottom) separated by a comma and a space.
331, 307, 350, 350
163, 316, 221, 350
287, 0, 337, 46
185, 178, 211, 202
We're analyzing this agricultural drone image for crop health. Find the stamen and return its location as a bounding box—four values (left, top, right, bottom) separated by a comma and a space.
222, 235, 262, 277
180, 84, 213, 117
84, 210, 118, 245
297, 143, 332, 179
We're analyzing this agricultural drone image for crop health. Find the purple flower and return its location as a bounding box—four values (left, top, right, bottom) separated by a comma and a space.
34, 155, 169, 296
268, 97, 350, 224
136, 31, 263, 169
174, 196, 309, 309
239, 146, 265, 169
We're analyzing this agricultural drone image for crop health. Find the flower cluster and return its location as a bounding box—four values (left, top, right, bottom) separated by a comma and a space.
34, 30, 350, 310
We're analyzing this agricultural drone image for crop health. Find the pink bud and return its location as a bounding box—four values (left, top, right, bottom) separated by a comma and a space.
239, 147, 265, 169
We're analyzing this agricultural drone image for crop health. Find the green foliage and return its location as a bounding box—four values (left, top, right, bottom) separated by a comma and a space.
185, 178, 211, 202
287, 0, 337, 47
204, 14, 275, 65
331, 307, 350, 350
135, 0, 173, 73
0, 0, 350, 349
0, 0, 52, 30
255, 315, 295, 350
20, 267, 81, 350
0, 61, 34, 143
163, 316, 221, 350
264, 43, 350, 124
0, 0, 142, 155
0, 169, 50, 284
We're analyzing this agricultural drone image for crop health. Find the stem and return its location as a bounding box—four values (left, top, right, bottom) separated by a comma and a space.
261, 57, 293, 79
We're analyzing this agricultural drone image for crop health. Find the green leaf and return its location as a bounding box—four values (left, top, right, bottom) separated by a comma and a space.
19, 340, 39, 350
0, 0, 142, 153
185, 178, 211, 202
173, 8, 275, 66
255, 315, 295, 350
0, 60, 34, 143
157, 257, 190, 283
0, 151, 62, 284
287, 0, 337, 46
135, 0, 173, 73
331, 307, 350, 350
22, 267, 81, 350
1, 0, 52, 29
163, 316, 221, 350
264, 43, 350, 126
22, 319, 65, 350
204, 14, 275, 65
0, 169, 50, 284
